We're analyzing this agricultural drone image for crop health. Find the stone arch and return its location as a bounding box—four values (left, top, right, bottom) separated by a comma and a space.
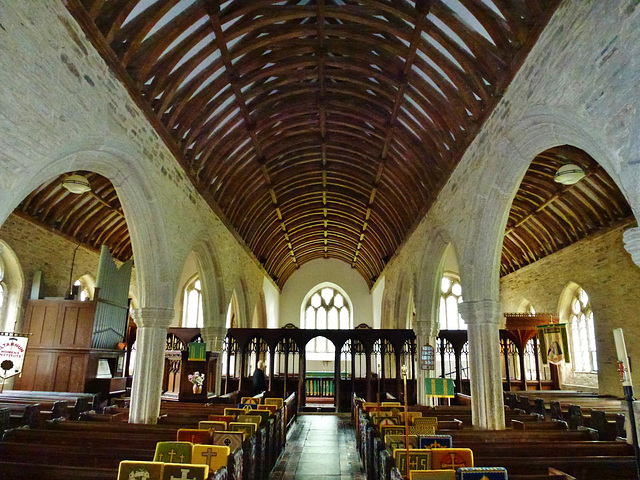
414, 231, 459, 338
231, 277, 251, 328
380, 282, 394, 329
252, 290, 268, 328
461, 107, 637, 304
0, 140, 175, 310
0, 240, 25, 332
517, 298, 535, 314
188, 238, 227, 329
74, 273, 96, 301
393, 270, 415, 330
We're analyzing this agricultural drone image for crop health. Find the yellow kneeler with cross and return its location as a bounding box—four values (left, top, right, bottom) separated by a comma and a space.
192, 444, 230, 473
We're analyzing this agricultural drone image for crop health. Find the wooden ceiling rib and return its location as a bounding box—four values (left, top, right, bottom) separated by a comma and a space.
501, 146, 635, 277
58, 0, 561, 287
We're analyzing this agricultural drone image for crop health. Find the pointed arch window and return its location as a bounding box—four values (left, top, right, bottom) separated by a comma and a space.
182, 276, 203, 328
439, 274, 466, 330
73, 279, 92, 301
570, 287, 597, 373
302, 286, 352, 353
0, 258, 6, 324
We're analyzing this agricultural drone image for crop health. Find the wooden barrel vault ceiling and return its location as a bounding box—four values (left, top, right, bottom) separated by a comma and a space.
16, 172, 132, 261
55, 0, 563, 287
501, 146, 635, 277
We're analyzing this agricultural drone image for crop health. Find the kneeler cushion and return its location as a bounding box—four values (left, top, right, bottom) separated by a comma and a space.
177, 428, 211, 444
154, 441, 193, 463
237, 414, 262, 428
199, 420, 228, 432
241, 396, 261, 404
209, 415, 234, 423
410, 470, 456, 480
419, 435, 453, 449
258, 404, 278, 413
213, 431, 244, 452
192, 444, 230, 473
456, 467, 508, 479
431, 449, 473, 470
265, 398, 284, 409
118, 461, 164, 480
385, 434, 418, 450
225, 408, 248, 417
393, 448, 432, 477
249, 409, 271, 424
229, 421, 257, 437
237, 403, 259, 410
162, 463, 209, 480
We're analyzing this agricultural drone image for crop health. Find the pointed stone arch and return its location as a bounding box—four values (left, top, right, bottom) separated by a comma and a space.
0, 140, 175, 310
0, 240, 25, 333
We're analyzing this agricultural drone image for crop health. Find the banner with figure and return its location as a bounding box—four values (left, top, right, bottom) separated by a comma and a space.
0, 332, 29, 379
538, 324, 570, 365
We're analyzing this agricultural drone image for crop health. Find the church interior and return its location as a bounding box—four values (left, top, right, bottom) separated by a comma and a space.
1, 1, 640, 479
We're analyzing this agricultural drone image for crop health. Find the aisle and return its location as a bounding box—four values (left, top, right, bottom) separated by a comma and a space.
269, 414, 366, 480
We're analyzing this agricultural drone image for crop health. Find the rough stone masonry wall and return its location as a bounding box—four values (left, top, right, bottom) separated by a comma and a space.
500, 224, 640, 396
0, 214, 102, 302
0, 1, 271, 323
377, 0, 640, 400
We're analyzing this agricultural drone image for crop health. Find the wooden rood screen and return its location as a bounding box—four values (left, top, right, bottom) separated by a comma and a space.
225, 327, 416, 411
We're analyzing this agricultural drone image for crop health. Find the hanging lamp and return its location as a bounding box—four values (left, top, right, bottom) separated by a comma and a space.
62, 174, 91, 194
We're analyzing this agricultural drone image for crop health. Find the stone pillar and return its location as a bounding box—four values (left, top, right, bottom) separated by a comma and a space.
414, 319, 437, 407
201, 324, 226, 395
624, 227, 640, 266
129, 307, 174, 424
458, 299, 505, 430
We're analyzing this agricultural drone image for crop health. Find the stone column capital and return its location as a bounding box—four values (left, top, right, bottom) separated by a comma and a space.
133, 307, 174, 328
459, 299, 502, 326
624, 227, 640, 267
200, 325, 227, 351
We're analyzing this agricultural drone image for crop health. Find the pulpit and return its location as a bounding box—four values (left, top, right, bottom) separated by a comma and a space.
163, 328, 218, 402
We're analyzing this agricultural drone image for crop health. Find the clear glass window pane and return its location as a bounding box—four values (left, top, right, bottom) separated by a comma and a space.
305, 306, 315, 329
439, 297, 447, 330
321, 288, 334, 305
451, 282, 462, 296
328, 307, 338, 329
339, 307, 349, 330
334, 294, 343, 308
317, 308, 327, 329
446, 295, 458, 329
572, 299, 581, 314
441, 277, 451, 293
311, 293, 321, 308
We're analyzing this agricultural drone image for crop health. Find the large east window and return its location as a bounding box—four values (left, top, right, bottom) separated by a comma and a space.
302, 285, 352, 353
439, 274, 466, 330
182, 275, 203, 328
570, 286, 597, 373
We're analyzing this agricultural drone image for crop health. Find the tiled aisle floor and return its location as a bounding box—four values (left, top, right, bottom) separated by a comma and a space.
269, 414, 366, 480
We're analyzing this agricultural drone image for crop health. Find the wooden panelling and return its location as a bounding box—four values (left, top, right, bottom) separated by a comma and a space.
16, 299, 117, 393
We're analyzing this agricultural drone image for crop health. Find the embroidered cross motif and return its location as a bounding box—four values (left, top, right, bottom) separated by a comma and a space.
166, 449, 178, 462
200, 448, 218, 464
170, 469, 196, 480
441, 453, 466, 469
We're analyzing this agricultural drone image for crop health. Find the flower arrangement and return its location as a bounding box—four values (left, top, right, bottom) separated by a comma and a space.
188, 371, 205, 386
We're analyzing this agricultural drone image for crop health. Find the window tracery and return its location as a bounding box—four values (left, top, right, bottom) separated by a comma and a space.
439, 274, 466, 330
302, 286, 352, 353
182, 275, 203, 328
570, 287, 597, 373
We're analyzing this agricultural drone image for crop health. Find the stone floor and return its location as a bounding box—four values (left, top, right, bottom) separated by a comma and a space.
269, 414, 366, 480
